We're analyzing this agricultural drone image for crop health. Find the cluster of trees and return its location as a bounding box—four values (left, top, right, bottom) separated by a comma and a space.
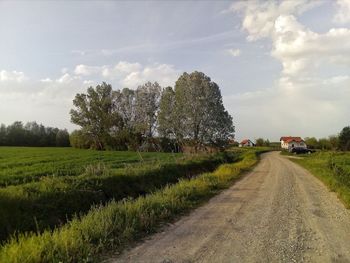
0, 121, 70, 147
305, 126, 350, 151
70, 71, 235, 151
255, 138, 270, 147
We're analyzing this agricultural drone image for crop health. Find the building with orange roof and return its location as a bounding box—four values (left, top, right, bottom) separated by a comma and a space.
280, 136, 306, 150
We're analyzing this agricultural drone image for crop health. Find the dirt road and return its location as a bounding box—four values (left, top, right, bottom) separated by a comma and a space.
109, 152, 350, 263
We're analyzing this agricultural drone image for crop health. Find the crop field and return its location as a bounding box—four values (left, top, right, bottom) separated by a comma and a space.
0, 147, 238, 245
0, 147, 182, 187
0, 147, 267, 262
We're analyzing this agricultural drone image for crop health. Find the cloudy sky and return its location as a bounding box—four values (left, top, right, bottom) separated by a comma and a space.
0, 0, 349, 141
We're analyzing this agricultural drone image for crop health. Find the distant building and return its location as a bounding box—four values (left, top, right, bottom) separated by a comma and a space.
239, 139, 255, 147
280, 136, 306, 150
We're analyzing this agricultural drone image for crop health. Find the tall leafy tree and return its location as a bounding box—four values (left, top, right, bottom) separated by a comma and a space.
70, 82, 122, 150
339, 126, 350, 151
328, 135, 339, 150
114, 88, 136, 131
158, 86, 177, 138
174, 71, 234, 148
134, 82, 161, 138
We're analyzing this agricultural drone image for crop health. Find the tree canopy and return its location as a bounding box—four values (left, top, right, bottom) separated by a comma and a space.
339, 126, 350, 151
70, 72, 235, 151
171, 71, 234, 148
0, 121, 69, 147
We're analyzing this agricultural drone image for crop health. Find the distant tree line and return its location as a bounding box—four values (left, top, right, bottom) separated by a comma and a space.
305, 126, 350, 151
0, 121, 70, 147
255, 138, 270, 147
70, 71, 235, 151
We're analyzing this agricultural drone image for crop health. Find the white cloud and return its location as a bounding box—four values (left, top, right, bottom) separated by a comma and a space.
0, 61, 181, 130
230, 0, 321, 41
0, 70, 27, 82
0, 71, 86, 130
230, 0, 350, 140
72, 61, 179, 88
228, 48, 241, 57
121, 63, 180, 88
101, 61, 142, 78
333, 0, 350, 24
74, 64, 102, 76
56, 73, 79, 83
40, 78, 53, 83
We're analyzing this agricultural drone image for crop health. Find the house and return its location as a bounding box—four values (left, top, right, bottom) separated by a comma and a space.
280, 136, 306, 150
239, 139, 255, 147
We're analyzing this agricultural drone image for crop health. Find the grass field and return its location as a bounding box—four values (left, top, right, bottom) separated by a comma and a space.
0, 147, 267, 263
289, 151, 350, 208
0, 147, 238, 244
0, 147, 182, 187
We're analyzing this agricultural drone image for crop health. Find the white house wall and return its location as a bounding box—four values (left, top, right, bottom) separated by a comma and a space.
280, 140, 306, 149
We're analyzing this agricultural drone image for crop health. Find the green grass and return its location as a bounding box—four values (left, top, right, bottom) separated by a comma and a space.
0, 147, 182, 187
289, 151, 350, 208
0, 148, 267, 263
0, 148, 234, 243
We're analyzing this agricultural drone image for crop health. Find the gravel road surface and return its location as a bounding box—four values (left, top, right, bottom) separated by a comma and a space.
109, 151, 350, 263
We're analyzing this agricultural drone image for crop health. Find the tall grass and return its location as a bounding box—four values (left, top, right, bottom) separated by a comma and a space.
0, 147, 182, 187
290, 151, 350, 208
0, 152, 234, 243
0, 149, 265, 263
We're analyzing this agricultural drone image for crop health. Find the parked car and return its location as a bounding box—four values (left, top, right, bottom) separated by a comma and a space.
290, 147, 315, 154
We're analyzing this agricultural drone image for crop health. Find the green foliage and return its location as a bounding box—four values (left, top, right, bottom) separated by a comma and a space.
173, 71, 234, 148
0, 121, 70, 147
255, 138, 270, 147
69, 130, 92, 149
134, 82, 162, 138
158, 86, 177, 139
304, 136, 339, 150
304, 137, 318, 149
318, 138, 332, 150
70, 73, 235, 151
0, 147, 233, 242
70, 82, 123, 150
291, 151, 350, 208
0, 148, 265, 263
0, 147, 179, 187
339, 126, 350, 151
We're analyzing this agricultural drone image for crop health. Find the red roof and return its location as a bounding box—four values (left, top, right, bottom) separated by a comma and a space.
240, 139, 251, 144
280, 136, 304, 143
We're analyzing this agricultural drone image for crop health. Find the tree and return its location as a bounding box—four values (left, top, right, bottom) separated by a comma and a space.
70, 82, 123, 150
255, 138, 264, 146
114, 88, 136, 131
305, 137, 318, 149
318, 138, 332, 150
56, 129, 70, 147
6, 121, 26, 146
134, 82, 162, 138
328, 135, 339, 150
339, 126, 350, 151
69, 130, 92, 149
158, 87, 177, 138
174, 71, 234, 149
0, 124, 7, 145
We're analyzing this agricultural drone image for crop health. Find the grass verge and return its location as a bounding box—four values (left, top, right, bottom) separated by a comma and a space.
0, 152, 234, 243
289, 151, 350, 208
0, 149, 267, 263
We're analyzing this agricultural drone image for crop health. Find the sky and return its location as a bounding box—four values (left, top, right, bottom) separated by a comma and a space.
0, 0, 349, 142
